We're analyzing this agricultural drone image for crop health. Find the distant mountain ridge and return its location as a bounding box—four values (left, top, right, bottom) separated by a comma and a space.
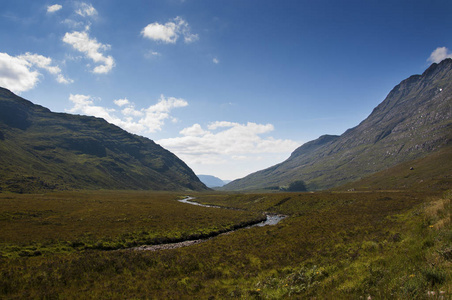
0, 87, 207, 192
223, 59, 452, 191
197, 175, 230, 188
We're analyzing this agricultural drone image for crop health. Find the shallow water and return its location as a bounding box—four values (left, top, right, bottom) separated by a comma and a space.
133, 197, 286, 251
178, 196, 286, 227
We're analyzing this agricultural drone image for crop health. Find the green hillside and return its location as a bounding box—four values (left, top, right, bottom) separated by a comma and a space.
0, 88, 207, 192
223, 59, 452, 191
336, 145, 452, 192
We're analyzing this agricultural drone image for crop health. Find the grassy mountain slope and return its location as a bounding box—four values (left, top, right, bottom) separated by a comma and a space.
223, 59, 452, 191
336, 145, 452, 192
0, 88, 207, 192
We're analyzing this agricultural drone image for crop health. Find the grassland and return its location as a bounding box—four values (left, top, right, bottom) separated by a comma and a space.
0, 190, 451, 298
0, 191, 264, 257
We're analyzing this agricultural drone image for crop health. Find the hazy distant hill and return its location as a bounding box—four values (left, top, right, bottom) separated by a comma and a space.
197, 175, 229, 188
223, 59, 452, 191
0, 87, 207, 193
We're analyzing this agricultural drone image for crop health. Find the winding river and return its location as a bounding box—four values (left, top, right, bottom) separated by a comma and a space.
178, 196, 286, 227
133, 196, 286, 251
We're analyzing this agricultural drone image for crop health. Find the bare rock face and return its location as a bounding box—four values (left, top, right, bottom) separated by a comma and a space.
224, 59, 452, 191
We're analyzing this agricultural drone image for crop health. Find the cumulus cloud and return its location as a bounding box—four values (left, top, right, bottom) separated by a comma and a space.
66, 93, 299, 179
67, 94, 188, 133
156, 122, 300, 179
75, 2, 97, 17
18, 53, 73, 84
157, 122, 299, 161
0, 53, 39, 93
141, 16, 198, 44
68, 94, 116, 120
428, 47, 452, 63
113, 98, 130, 107
180, 124, 208, 137
0, 52, 71, 93
63, 30, 115, 74
47, 4, 62, 13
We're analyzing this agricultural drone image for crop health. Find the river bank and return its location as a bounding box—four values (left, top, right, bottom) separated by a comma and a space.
132, 196, 287, 251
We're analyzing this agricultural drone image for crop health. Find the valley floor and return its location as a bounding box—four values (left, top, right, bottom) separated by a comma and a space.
0, 190, 450, 298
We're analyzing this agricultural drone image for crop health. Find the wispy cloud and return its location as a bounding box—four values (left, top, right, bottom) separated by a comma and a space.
141, 16, 198, 44
213, 57, 219, 64
428, 47, 452, 63
0, 52, 71, 93
67, 94, 188, 133
47, 4, 62, 14
63, 30, 115, 74
144, 50, 161, 59
75, 2, 97, 18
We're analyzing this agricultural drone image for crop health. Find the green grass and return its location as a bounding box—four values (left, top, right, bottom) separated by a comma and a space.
0, 191, 263, 257
0, 190, 451, 298
0, 88, 207, 192
337, 145, 452, 192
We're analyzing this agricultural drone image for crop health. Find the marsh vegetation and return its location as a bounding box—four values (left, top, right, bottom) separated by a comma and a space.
0, 189, 450, 298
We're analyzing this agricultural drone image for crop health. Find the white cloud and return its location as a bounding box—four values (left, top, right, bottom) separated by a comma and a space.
138, 95, 188, 132
428, 47, 452, 63
67, 94, 120, 123
213, 58, 219, 64
0, 52, 71, 93
141, 16, 198, 44
67, 94, 188, 133
66, 93, 299, 180
156, 122, 300, 179
18, 53, 73, 84
144, 50, 161, 59
61, 18, 84, 29
63, 30, 115, 74
47, 4, 62, 13
0, 53, 40, 93
76, 2, 97, 17
180, 124, 209, 137
114, 98, 130, 107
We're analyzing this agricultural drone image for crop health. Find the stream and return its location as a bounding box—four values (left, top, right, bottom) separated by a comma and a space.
178, 196, 286, 227
132, 196, 286, 251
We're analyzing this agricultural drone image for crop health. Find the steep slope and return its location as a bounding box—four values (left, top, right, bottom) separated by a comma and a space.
335, 145, 452, 192
223, 59, 452, 191
0, 88, 207, 192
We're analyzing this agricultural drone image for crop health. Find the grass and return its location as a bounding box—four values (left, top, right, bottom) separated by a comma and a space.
0, 190, 263, 257
337, 145, 452, 192
0, 190, 451, 298
0, 88, 207, 192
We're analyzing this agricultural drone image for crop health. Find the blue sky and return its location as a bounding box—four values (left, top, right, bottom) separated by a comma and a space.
1, 0, 451, 180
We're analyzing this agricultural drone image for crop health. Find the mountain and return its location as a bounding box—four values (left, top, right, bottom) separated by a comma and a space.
223, 59, 452, 191
0, 87, 207, 193
335, 144, 452, 192
197, 175, 229, 188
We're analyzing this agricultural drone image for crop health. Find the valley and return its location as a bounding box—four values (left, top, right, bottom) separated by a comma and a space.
0, 189, 450, 298
2, 2, 452, 298
0, 47, 451, 300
